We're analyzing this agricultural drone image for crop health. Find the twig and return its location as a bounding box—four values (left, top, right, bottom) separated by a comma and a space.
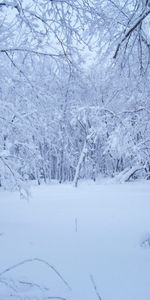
75, 217, 78, 233
44, 297, 67, 300
18, 279, 49, 291
90, 274, 102, 300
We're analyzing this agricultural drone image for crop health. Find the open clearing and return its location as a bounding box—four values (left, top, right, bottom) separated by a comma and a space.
0, 181, 150, 300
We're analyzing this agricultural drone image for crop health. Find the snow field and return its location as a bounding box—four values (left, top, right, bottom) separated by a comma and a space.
0, 182, 150, 300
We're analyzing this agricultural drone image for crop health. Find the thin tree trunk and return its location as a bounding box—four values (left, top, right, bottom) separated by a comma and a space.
73, 140, 87, 187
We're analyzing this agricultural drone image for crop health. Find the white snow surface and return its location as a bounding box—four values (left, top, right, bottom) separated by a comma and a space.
0, 181, 150, 300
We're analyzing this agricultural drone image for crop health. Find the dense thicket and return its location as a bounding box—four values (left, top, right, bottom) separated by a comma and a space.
0, 0, 150, 191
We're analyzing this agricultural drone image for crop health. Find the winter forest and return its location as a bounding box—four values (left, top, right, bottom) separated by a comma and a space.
1, 1, 150, 300
1, 0, 150, 191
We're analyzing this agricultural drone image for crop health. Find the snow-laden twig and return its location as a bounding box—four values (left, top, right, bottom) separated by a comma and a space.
114, 165, 146, 183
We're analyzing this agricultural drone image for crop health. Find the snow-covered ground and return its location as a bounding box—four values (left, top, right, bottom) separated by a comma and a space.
0, 181, 150, 300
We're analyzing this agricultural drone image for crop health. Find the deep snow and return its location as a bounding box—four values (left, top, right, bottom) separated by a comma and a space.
0, 181, 150, 300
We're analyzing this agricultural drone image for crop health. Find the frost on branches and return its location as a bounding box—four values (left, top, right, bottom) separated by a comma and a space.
0, 0, 150, 190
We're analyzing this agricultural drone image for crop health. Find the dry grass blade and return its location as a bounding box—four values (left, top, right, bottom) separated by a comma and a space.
0, 258, 71, 291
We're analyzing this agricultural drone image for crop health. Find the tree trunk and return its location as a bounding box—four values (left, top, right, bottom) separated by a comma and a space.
73, 140, 87, 187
